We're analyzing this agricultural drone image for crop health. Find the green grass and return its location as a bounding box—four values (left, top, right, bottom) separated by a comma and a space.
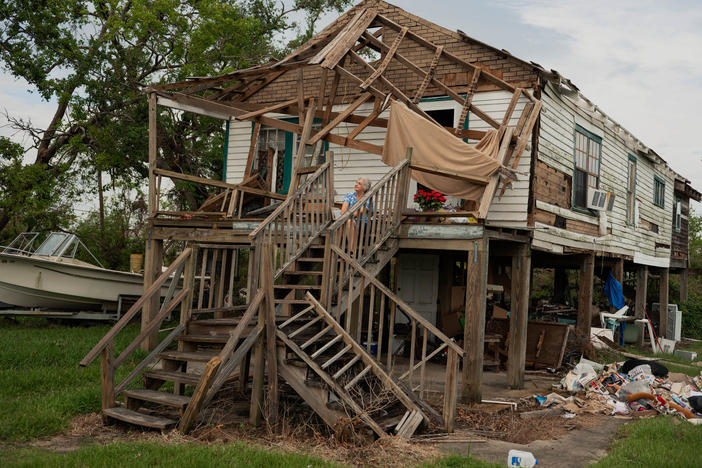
593, 416, 702, 468
2, 441, 345, 468
618, 341, 702, 377
0, 317, 145, 441
416, 455, 502, 468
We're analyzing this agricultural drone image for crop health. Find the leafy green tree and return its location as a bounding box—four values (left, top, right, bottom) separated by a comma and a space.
689, 207, 702, 269
0, 0, 350, 234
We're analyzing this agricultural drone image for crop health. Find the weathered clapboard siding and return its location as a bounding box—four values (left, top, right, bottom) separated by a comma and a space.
470, 91, 531, 227
536, 82, 675, 264
225, 119, 254, 184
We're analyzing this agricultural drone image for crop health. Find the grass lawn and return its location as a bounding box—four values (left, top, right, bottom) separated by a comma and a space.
2, 318, 701, 467
593, 416, 702, 468
0, 317, 144, 441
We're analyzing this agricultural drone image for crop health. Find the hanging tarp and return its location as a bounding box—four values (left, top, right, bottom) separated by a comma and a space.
382, 101, 502, 201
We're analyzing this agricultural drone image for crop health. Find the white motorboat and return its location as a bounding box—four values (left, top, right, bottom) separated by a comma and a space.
0, 232, 152, 313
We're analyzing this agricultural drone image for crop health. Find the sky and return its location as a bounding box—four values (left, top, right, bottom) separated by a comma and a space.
2, 0, 701, 206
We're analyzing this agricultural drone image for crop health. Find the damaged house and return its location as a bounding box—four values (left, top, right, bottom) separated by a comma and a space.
81, 0, 700, 438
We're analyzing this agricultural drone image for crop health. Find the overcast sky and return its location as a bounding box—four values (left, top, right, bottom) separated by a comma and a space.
2, 0, 700, 205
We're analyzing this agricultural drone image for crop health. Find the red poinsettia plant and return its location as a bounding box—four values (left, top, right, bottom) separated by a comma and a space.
414, 189, 446, 211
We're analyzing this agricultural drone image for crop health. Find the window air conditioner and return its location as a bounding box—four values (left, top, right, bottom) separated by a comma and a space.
587, 188, 614, 211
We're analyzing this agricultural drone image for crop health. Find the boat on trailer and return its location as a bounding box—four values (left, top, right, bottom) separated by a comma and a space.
0, 232, 156, 319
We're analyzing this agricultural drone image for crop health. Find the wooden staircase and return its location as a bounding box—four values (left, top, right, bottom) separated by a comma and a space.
83, 158, 462, 437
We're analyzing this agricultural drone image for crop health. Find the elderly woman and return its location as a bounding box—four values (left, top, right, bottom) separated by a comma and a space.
340, 177, 372, 253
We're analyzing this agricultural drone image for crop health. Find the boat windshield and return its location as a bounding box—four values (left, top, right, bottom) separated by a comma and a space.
34, 233, 76, 257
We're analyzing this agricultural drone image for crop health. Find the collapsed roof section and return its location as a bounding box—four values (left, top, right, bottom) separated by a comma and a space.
147, 1, 542, 218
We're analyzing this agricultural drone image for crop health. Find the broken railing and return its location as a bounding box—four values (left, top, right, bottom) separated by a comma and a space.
79, 247, 196, 410
327, 245, 462, 431
151, 168, 286, 219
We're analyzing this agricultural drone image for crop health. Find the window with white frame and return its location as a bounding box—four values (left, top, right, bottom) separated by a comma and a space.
675, 197, 682, 232
573, 126, 602, 210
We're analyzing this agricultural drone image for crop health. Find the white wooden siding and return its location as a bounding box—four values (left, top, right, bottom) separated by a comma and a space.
537, 82, 676, 264
225, 94, 531, 230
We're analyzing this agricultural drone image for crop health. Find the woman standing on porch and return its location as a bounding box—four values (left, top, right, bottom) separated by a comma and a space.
340, 177, 371, 253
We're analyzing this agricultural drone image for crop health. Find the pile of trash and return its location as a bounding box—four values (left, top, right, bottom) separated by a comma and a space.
533, 357, 702, 424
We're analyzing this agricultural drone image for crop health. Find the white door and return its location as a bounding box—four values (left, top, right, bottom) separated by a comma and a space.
397, 253, 439, 326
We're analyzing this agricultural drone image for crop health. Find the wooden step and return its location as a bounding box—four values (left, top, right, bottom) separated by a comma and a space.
124, 389, 191, 409
284, 270, 323, 276
144, 369, 201, 385
176, 334, 230, 344
274, 299, 312, 305
103, 407, 176, 430
296, 257, 324, 263
274, 284, 322, 290
158, 350, 219, 363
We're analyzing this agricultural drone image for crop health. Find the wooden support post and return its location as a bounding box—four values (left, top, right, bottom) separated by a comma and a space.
141, 238, 163, 351
508, 244, 530, 389
577, 253, 595, 339
461, 236, 488, 403
680, 269, 688, 302
180, 246, 196, 327
100, 341, 115, 412
443, 350, 458, 432
148, 93, 157, 215
614, 258, 624, 285
659, 267, 669, 339
262, 243, 278, 425
249, 298, 265, 426
635, 265, 648, 346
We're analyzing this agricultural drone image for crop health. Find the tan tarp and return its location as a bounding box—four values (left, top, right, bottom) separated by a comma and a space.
382, 101, 502, 201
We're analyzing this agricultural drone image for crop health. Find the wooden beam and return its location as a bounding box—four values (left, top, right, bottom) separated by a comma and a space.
659, 267, 669, 339
346, 98, 384, 140
178, 357, 221, 433
307, 92, 371, 146
455, 68, 481, 134
148, 93, 158, 215
311, 8, 378, 69
236, 70, 286, 102
477, 127, 514, 219
236, 97, 310, 122
510, 101, 542, 169
508, 244, 531, 389
262, 244, 278, 424
360, 27, 407, 90
577, 253, 595, 339
413, 46, 443, 103
153, 168, 286, 200
502, 88, 522, 126
297, 68, 305, 123
410, 162, 490, 185
288, 100, 318, 192
461, 237, 488, 403
373, 13, 515, 93
244, 122, 261, 179
323, 69, 341, 125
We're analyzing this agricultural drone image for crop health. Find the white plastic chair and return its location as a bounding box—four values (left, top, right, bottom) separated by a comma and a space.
599, 305, 629, 331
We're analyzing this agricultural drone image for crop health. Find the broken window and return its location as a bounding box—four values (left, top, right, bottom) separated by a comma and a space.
255, 127, 286, 192
654, 176, 665, 208
626, 155, 637, 224
573, 126, 602, 210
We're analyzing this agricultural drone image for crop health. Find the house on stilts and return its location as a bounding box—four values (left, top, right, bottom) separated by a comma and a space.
81, 0, 700, 437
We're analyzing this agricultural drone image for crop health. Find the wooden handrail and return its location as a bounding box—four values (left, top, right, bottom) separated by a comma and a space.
79, 247, 192, 367
249, 161, 330, 239
328, 159, 409, 232
330, 244, 462, 355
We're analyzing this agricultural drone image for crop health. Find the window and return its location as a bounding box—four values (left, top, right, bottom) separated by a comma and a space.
675, 197, 682, 232
654, 176, 665, 208
626, 155, 637, 224
573, 126, 602, 210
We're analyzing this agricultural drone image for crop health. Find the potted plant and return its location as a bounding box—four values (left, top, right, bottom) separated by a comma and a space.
414, 189, 446, 212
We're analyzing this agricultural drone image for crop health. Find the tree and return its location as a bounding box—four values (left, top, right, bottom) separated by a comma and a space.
0, 0, 350, 234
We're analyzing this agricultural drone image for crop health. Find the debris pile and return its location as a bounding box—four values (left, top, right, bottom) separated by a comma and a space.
533, 357, 702, 424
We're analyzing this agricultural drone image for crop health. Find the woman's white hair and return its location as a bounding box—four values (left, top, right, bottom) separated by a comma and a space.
357, 177, 371, 191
